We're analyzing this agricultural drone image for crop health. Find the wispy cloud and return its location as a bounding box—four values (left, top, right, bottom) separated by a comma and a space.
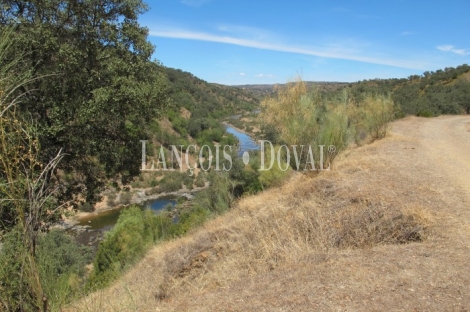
400, 31, 414, 36
149, 28, 427, 70
255, 73, 274, 78
216, 24, 277, 42
239, 72, 246, 76
437, 45, 469, 56
180, 0, 211, 8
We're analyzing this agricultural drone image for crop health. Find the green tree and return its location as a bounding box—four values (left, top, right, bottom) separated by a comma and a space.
0, 0, 168, 206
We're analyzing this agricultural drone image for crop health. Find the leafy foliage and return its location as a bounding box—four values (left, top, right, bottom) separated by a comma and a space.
0, 228, 91, 311
0, 0, 169, 206
89, 206, 154, 288
36, 230, 92, 310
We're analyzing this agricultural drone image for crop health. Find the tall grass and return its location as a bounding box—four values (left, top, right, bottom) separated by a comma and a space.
0, 26, 69, 311
259, 79, 396, 168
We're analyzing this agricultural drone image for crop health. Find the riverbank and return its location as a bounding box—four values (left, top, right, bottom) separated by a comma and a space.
58, 186, 204, 230
59, 123, 257, 230
222, 121, 258, 138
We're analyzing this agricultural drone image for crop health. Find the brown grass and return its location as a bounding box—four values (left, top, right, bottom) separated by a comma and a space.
70, 166, 433, 311
69, 116, 470, 311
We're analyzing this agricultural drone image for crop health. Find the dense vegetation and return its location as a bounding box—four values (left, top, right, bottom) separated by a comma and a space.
346, 64, 470, 116
0, 2, 260, 308
0, 0, 167, 309
141, 67, 258, 160
0, 0, 169, 213
165, 67, 259, 117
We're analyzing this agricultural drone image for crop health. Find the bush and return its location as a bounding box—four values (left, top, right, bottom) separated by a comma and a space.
359, 94, 395, 140
259, 79, 396, 167
159, 171, 184, 192
0, 228, 92, 311
107, 192, 117, 207
182, 172, 194, 190
194, 172, 234, 214
174, 205, 210, 235
120, 191, 133, 205
417, 110, 434, 117
0, 227, 32, 311
88, 204, 213, 289
36, 230, 92, 310
77, 202, 94, 212
194, 172, 206, 187
89, 206, 151, 287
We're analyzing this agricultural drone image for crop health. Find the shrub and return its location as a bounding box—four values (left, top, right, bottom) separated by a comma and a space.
0, 228, 92, 311
120, 191, 133, 205
194, 172, 206, 187
36, 230, 92, 310
77, 202, 94, 212
194, 172, 234, 214
417, 110, 434, 117
107, 192, 117, 207
182, 173, 194, 190
159, 172, 184, 192
259, 79, 396, 167
359, 94, 395, 140
0, 227, 32, 311
174, 205, 210, 235
89, 206, 151, 287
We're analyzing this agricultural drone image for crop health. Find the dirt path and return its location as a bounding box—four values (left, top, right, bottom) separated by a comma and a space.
418, 116, 470, 197
76, 116, 470, 312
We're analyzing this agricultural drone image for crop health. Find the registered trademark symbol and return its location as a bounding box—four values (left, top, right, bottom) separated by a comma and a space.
242, 151, 250, 165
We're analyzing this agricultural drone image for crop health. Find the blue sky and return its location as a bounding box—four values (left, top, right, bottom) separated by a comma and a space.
140, 0, 470, 85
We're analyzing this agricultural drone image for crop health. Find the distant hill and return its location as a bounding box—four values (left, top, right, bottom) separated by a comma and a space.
234, 81, 349, 98
346, 64, 470, 116
162, 63, 470, 120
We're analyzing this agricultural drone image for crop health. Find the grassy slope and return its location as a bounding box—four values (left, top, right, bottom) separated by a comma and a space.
71, 115, 470, 311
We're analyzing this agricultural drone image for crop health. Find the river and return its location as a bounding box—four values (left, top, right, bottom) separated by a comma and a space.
69, 124, 258, 246
224, 125, 259, 155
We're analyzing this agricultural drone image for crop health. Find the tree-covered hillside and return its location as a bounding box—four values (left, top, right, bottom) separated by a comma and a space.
347, 64, 470, 116
235, 81, 349, 98
164, 67, 260, 118
238, 65, 470, 117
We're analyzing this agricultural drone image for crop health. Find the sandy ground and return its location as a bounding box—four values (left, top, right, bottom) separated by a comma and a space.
74, 116, 470, 311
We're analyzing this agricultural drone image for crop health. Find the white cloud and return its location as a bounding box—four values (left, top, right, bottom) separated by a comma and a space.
149, 28, 428, 70
255, 74, 273, 78
239, 72, 246, 76
437, 45, 469, 56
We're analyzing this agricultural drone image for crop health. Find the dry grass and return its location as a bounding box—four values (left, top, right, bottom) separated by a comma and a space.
69, 116, 470, 311
70, 166, 433, 311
